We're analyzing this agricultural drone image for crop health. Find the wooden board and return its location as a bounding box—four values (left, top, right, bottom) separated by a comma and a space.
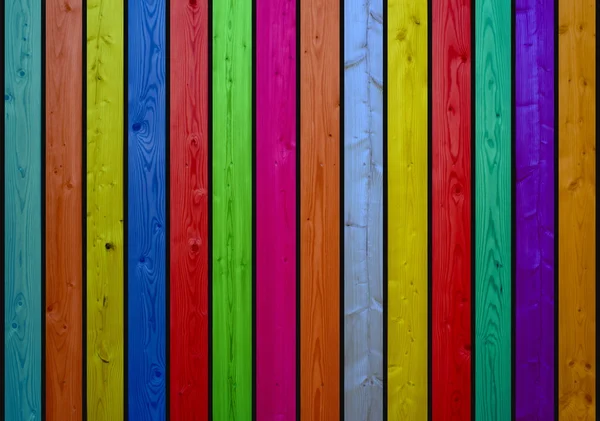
127, 0, 167, 418
45, 0, 83, 417
558, 0, 596, 419
212, 0, 253, 418
300, 0, 341, 418
256, 0, 297, 419
474, 0, 512, 419
387, 0, 428, 419
86, 0, 125, 416
3, 0, 43, 417
343, 0, 384, 418
431, 0, 471, 418
515, 0, 555, 419
169, 0, 209, 418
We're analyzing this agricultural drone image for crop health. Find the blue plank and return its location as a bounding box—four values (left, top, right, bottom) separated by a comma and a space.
127, 0, 167, 417
4, 0, 43, 418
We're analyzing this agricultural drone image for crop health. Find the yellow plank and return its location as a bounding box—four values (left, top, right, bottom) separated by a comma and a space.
387, 0, 428, 419
86, 0, 125, 417
558, 0, 596, 419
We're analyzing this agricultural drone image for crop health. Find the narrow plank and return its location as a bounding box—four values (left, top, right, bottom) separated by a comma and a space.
387, 0, 428, 418
343, 0, 384, 418
45, 0, 83, 417
558, 0, 596, 418
212, 0, 253, 418
431, 0, 472, 418
86, 0, 125, 415
474, 0, 512, 419
515, 0, 555, 419
300, 0, 340, 418
127, 0, 167, 418
169, 0, 209, 417
4, 0, 43, 417
256, 0, 297, 419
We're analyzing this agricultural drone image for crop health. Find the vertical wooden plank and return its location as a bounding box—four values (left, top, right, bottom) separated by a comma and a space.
515, 0, 555, 419
256, 0, 296, 418
558, 0, 596, 418
86, 0, 125, 415
127, 0, 167, 417
4, 0, 42, 417
169, 0, 209, 418
45, 0, 83, 417
475, 0, 511, 419
343, 0, 383, 418
300, 0, 340, 418
431, 0, 472, 419
387, 0, 428, 418
212, 0, 253, 418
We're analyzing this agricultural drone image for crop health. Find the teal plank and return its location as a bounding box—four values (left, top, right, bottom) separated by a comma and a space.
4, 0, 43, 418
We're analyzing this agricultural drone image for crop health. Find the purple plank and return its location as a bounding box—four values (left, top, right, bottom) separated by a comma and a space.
515, 0, 555, 420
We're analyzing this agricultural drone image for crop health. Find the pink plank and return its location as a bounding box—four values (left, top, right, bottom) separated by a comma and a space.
256, 0, 297, 419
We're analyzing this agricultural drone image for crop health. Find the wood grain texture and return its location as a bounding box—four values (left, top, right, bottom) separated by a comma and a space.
558, 0, 596, 419
300, 0, 340, 418
45, 0, 83, 417
256, 0, 297, 419
169, 0, 209, 418
431, 0, 471, 419
86, 0, 125, 416
127, 0, 167, 418
343, 0, 383, 418
474, 0, 511, 419
387, 0, 428, 419
212, 0, 253, 418
515, 0, 555, 419
4, 0, 43, 417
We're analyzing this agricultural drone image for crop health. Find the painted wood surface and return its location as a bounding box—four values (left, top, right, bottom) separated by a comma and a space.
515, 0, 555, 419
4, 0, 43, 417
474, 0, 512, 419
86, 0, 125, 415
169, 0, 209, 418
343, 0, 383, 418
387, 0, 428, 419
212, 0, 253, 418
45, 0, 83, 417
558, 0, 596, 419
127, 0, 167, 418
431, 0, 471, 419
300, 0, 341, 418
256, 0, 297, 419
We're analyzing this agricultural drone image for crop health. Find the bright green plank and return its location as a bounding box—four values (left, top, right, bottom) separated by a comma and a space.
212, 0, 253, 419
475, 0, 512, 419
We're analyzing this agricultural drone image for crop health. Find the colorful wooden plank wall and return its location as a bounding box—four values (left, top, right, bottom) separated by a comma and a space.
1, 0, 598, 420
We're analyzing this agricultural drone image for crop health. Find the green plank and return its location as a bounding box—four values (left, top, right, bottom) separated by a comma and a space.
475, 0, 512, 419
212, 0, 253, 418
4, 0, 43, 418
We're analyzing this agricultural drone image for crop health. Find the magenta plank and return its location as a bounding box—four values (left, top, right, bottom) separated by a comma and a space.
515, 0, 555, 419
256, 0, 297, 419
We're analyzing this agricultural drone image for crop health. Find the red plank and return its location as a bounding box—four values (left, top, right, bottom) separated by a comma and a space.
431, 0, 472, 419
169, 0, 209, 417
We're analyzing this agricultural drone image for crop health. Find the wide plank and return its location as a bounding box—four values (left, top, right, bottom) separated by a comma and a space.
432, 0, 472, 419
169, 0, 209, 418
343, 0, 384, 418
474, 0, 512, 419
387, 0, 428, 419
515, 0, 555, 419
558, 0, 596, 419
4, 0, 43, 417
256, 0, 297, 419
45, 0, 83, 417
86, 0, 125, 416
212, 0, 253, 418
